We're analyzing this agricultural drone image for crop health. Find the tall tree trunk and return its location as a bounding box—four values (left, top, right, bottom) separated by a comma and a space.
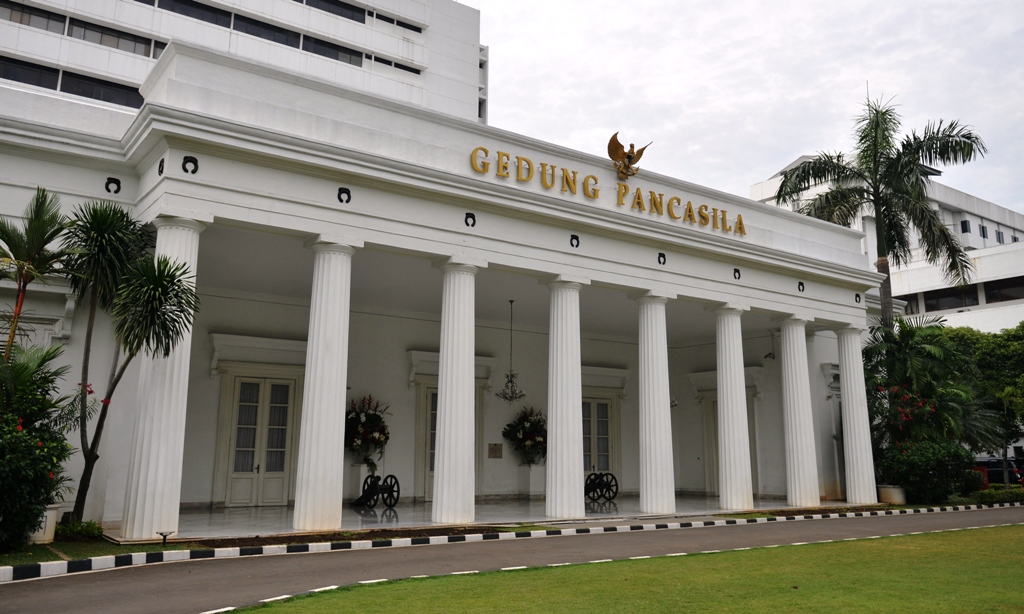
72, 286, 100, 522
876, 256, 893, 321
4, 280, 28, 360
72, 451, 99, 523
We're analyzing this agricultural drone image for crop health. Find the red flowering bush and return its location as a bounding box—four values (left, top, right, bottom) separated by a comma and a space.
0, 345, 74, 552
344, 396, 390, 474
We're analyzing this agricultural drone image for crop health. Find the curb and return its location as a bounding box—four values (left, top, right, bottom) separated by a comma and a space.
3, 501, 1021, 584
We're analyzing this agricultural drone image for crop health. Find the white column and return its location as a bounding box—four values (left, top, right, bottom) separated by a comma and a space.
779, 318, 820, 507
432, 263, 479, 524
546, 280, 585, 519
293, 243, 356, 531
637, 295, 675, 514
121, 217, 204, 540
714, 307, 753, 511
837, 327, 878, 504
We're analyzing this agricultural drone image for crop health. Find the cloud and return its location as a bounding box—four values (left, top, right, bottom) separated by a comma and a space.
464, 0, 1024, 213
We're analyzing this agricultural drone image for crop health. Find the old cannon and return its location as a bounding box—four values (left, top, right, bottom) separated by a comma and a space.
351, 474, 400, 508
584, 472, 618, 502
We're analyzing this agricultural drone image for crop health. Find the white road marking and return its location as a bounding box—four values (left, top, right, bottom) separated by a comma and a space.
310, 586, 337, 593
260, 595, 291, 603
548, 563, 571, 567
199, 608, 235, 614
451, 571, 478, 575
589, 559, 612, 563
501, 566, 527, 571
629, 556, 650, 560
359, 579, 388, 584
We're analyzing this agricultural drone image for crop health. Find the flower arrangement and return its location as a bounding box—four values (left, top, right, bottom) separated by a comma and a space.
502, 406, 547, 466
345, 395, 390, 474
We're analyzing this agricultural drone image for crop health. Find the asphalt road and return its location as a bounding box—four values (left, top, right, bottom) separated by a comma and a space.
2, 507, 1022, 614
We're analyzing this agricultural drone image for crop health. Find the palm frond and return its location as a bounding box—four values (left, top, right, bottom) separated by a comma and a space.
902, 197, 974, 286
112, 255, 200, 358
774, 152, 865, 205
909, 119, 988, 167
854, 97, 901, 178
796, 185, 869, 226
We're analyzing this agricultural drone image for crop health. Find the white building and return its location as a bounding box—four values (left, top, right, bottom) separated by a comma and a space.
751, 159, 1024, 333
2, 0, 881, 541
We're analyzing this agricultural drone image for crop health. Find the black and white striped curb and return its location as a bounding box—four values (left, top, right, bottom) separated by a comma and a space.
3, 501, 1020, 584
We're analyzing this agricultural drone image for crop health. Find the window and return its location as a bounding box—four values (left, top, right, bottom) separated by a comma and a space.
303, 0, 365, 23
0, 54, 59, 89
896, 293, 920, 315
1014, 236, 1021, 243
922, 285, 979, 312
134, 0, 156, 5
582, 398, 612, 473
996, 230, 1005, 244
373, 56, 393, 67
980, 225, 989, 239
158, 0, 231, 28
960, 220, 971, 234
302, 36, 361, 67
0, 0, 65, 34
395, 20, 421, 33
60, 71, 144, 108
69, 19, 152, 57
153, 40, 166, 59
233, 14, 299, 48
394, 62, 420, 75
984, 275, 1024, 304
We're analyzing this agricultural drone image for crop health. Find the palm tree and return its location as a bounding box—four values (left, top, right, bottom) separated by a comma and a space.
775, 98, 987, 319
0, 188, 71, 359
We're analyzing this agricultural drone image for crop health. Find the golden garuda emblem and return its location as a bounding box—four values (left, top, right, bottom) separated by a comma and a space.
607, 132, 651, 180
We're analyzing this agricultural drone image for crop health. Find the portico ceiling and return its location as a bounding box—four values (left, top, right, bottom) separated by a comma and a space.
197, 222, 774, 348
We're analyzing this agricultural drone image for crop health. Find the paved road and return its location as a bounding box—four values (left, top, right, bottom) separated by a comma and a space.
2, 507, 1021, 613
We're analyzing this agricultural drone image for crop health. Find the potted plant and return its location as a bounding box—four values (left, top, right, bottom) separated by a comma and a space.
502, 406, 547, 466
344, 395, 390, 475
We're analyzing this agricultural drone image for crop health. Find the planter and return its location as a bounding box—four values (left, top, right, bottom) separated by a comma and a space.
518, 463, 546, 499
28, 503, 61, 544
877, 485, 906, 505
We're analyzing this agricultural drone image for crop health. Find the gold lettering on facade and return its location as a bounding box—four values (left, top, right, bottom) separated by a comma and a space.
560, 168, 578, 195
649, 192, 664, 216
735, 214, 747, 236
516, 156, 534, 182
470, 146, 490, 174
683, 201, 697, 224
667, 196, 681, 220
632, 188, 646, 212
617, 182, 630, 205
496, 151, 511, 178
540, 163, 557, 189
468, 146, 751, 238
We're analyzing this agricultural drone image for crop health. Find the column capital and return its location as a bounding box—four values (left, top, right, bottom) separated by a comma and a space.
712, 305, 747, 317
835, 326, 865, 338
542, 273, 590, 287
433, 255, 488, 270
631, 290, 672, 304
773, 315, 812, 328
309, 242, 358, 256
151, 216, 207, 234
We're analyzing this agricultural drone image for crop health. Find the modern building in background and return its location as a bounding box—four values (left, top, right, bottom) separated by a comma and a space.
1, 0, 882, 541
751, 159, 1024, 333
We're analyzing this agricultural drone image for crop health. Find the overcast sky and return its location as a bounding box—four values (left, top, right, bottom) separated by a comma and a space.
460, 1, 1024, 214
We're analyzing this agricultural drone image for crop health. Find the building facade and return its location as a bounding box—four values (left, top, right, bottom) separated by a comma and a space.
2, 1, 880, 541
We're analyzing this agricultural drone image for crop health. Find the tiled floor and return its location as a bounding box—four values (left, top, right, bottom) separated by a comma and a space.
172, 495, 853, 539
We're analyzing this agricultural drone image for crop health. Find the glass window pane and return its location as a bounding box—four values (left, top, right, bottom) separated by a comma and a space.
233, 449, 254, 472
597, 403, 609, 420
582, 418, 590, 437
237, 404, 257, 426
583, 452, 591, 471
268, 405, 287, 427
265, 450, 285, 472
270, 384, 290, 405
235, 426, 256, 449
266, 427, 286, 449
597, 419, 608, 436
598, 454, 609, 471
239, 382, 259, 404
597, 437, 609, 454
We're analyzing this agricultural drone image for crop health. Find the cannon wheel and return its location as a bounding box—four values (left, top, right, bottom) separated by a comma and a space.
381, 474, 400, 508
603, 473, 618, 501
585, 473, 601, 501
361, 474, 380, 508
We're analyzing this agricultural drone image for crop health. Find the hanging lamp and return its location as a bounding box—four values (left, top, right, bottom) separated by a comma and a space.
496, 299, 526, 403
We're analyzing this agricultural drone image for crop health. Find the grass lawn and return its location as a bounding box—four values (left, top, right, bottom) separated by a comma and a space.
249, 525, 1024, 613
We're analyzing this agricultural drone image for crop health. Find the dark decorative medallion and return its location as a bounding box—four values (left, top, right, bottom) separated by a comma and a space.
104, 178, 121, 194
569, 234, 580, 248
182, 156, 199, 174
465, 212, 476, 227
337, 187, 352, 204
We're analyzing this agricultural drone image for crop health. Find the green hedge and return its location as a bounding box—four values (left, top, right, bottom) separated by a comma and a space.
972, 487, 1024, 505
876, 441, 974, 505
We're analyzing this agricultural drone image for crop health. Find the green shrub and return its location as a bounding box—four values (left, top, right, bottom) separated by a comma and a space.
972, 486, 1024, 505
55, 520, 104, 541
0, 346, 73, 552
959, 469, 988, 496
877, 441, 974, 504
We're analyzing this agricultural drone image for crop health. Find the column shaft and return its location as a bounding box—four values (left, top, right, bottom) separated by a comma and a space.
837, 328, 878, 503
293, 243, 355, 531
121, 217, 204, 540
779, 319, 820, 507
431, 264, 478, 523
637, 296, 675, 513
715, 308, 754, 510
546, 281, 584, 519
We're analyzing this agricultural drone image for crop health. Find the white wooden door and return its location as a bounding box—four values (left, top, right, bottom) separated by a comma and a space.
582, 398, 612, 474
703, 392, 759, 496
227, 378, 296, 506
421, 388, 438, 501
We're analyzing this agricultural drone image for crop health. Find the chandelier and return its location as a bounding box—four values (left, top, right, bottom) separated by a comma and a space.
495, 299, 526, 404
